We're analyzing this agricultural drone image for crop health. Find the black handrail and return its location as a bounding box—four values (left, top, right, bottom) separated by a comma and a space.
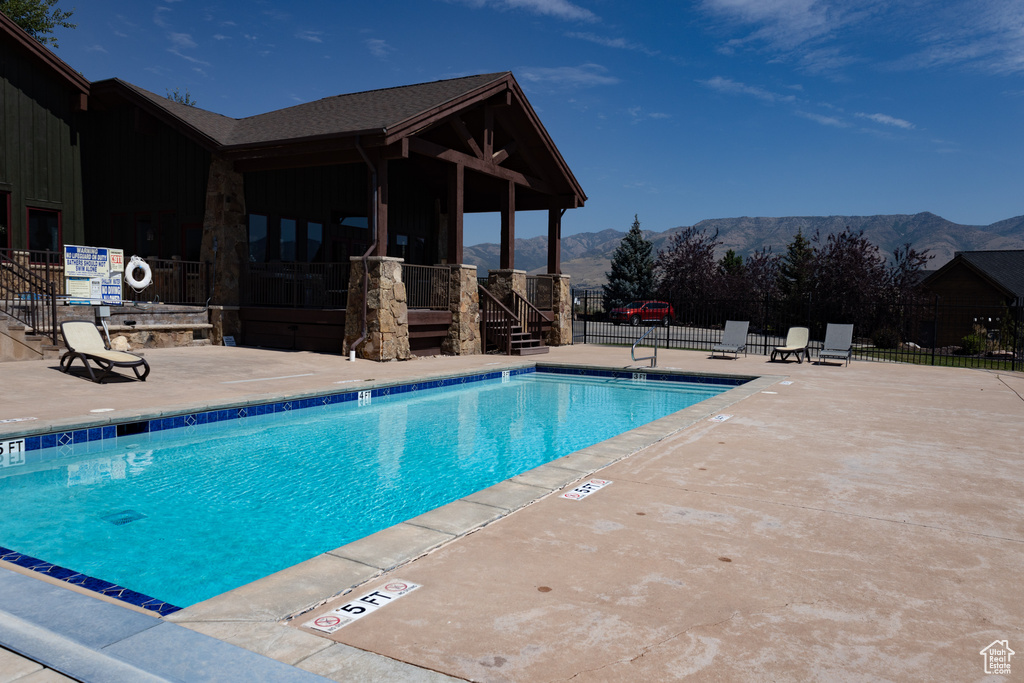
0, 251, 59, 344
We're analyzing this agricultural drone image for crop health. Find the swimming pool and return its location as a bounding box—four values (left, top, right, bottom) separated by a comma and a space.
0, 366, 743, 613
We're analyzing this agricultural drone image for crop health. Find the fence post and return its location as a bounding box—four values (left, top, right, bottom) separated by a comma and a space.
931, 295, 938, 367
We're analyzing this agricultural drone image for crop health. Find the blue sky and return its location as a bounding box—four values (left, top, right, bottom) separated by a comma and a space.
52, 0, 1024, 245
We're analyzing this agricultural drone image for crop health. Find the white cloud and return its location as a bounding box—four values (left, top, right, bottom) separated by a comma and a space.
567, 32, 659, 56
856, 112, 915, 129
518, 64, 619, 87
168, 32, 197, 50
699, 76, 796, 103
796, 110, 848, 127
86, 44, 108, 53
451, 0, 596, 22
297, 30, 324, 44
627, 106, 671, 124
366, 38, 394, 58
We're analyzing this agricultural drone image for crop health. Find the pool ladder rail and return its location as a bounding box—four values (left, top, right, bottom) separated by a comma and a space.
631, 325, 660, 368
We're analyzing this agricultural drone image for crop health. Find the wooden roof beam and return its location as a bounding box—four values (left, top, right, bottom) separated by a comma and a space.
408, 136, 556, 195
450, 117, 483, 159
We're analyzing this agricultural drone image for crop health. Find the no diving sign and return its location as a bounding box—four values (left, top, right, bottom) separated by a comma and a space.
303, 580, 420, 634
561, 478, 611, 501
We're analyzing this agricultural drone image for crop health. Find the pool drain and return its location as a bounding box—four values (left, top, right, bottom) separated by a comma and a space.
102, 510, 146, 526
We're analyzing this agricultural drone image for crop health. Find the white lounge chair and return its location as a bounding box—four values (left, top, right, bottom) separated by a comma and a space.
711, 320, 749, 359
60, 320, 150, 383
771, 326, 809, 363
818, 323, 854, 366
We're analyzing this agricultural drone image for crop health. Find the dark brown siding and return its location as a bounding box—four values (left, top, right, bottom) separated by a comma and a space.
0, 37, 84, 248
82, 104, 210, 257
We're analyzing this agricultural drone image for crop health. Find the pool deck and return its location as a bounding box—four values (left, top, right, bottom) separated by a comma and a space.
1, 344, 1023, 681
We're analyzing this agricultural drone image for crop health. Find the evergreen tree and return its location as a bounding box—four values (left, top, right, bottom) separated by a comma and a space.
1, 0, 75, 47
777, 229, 814, 302
603, 215, 656, 310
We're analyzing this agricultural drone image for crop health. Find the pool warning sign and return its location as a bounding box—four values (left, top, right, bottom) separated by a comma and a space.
303, 580, 420, 634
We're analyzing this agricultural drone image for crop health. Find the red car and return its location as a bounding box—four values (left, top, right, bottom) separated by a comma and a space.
608, 300, 674, 326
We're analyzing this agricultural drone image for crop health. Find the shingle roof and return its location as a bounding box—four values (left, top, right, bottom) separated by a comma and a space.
957, 250, 1024, 299
110, 73, 511, 148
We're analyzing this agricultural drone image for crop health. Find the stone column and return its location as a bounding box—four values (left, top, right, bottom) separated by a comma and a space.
344, 256, 411, 361
441, 264, 480, 356
486, 269, 526, 307
200, 154, 246, 342
546, 274, 572, 346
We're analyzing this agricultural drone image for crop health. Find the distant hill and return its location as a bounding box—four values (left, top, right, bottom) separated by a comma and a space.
463, 212, 1024, 288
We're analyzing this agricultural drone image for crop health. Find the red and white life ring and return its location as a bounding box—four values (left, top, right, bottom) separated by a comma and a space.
124, 255, 152, 291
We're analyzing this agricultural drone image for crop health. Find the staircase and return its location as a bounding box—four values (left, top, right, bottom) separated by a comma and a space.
0, 313, 62, 362
1, 251, 61, 362
479, 286, 550, 355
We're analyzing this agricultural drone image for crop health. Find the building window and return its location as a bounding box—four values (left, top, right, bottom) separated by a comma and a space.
27, 208, 60, 253
249, 214, 268, 262
306, 222, 323, 262
1, 192, 9, 248
280, 218, 297, 261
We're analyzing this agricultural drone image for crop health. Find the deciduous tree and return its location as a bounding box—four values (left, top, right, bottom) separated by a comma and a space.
656, 225, 720, 311
1, 0, 75, 47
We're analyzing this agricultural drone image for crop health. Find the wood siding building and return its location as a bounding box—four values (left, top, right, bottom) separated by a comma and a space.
0, 12, 89, 251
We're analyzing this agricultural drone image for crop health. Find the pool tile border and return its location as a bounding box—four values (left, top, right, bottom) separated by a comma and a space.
1, 363, 754, 618
0, 545, 181, 616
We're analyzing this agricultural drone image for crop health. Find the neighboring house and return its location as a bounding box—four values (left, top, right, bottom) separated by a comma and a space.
1, 15, 586, 359
0, 12, 90, 253
921, 250, 1024, 347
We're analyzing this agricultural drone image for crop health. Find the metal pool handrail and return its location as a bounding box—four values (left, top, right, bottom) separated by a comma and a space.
631, 325, 659, 368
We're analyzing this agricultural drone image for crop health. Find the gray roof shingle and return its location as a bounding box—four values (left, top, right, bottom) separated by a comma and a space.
112, 73, 511, 148
957, 250, 1024, 299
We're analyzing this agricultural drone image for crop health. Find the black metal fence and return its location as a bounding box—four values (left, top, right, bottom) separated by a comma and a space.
571, 288, 1024, 372
1, 249, 211, 307
241, 262, 350, 308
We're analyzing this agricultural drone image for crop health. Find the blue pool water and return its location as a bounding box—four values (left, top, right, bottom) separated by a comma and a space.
0, 369, 731, 609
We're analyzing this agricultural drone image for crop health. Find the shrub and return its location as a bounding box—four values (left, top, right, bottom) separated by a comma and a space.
872, 327, 900, 349
958, 333, 986, 355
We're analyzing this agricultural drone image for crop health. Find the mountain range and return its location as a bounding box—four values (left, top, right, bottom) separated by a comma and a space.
463, 212, 1024, 287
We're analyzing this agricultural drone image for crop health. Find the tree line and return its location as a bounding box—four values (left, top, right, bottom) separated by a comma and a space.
603, 215, 932, 340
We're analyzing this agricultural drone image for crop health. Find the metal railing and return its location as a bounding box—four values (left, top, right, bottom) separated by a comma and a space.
403, 264, 450, 310
526, 275, 553, 310
241, 262, 350, 308
510, 290, 550, 344
128, 258, 211, 306
1, 251, 58, 344
479, 285, 517, 355
0, 249, 211, 307
631, 325, 660, 368
571, 288, 1024, 372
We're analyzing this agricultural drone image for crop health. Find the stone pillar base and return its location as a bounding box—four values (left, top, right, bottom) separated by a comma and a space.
442, 264, 481, 356
344, 256, 412, 361
487, 268, 526, 307
209, 305, 240, 345
547, 274, 572, 346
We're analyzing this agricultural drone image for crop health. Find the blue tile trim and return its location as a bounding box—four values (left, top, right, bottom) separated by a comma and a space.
0, 545, 182, 616
13, 363, 745, 455
535, 365, 748, 386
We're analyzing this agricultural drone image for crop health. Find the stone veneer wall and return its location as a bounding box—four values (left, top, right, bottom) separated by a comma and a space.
486, 269, 526, 307
546, 274, 572, 346
200, 154, 247, 343
343, 256, 412, 361
441, 264, 481, 356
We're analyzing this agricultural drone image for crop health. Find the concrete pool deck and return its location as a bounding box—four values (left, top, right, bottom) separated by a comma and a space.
1, 344, 1023, 681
